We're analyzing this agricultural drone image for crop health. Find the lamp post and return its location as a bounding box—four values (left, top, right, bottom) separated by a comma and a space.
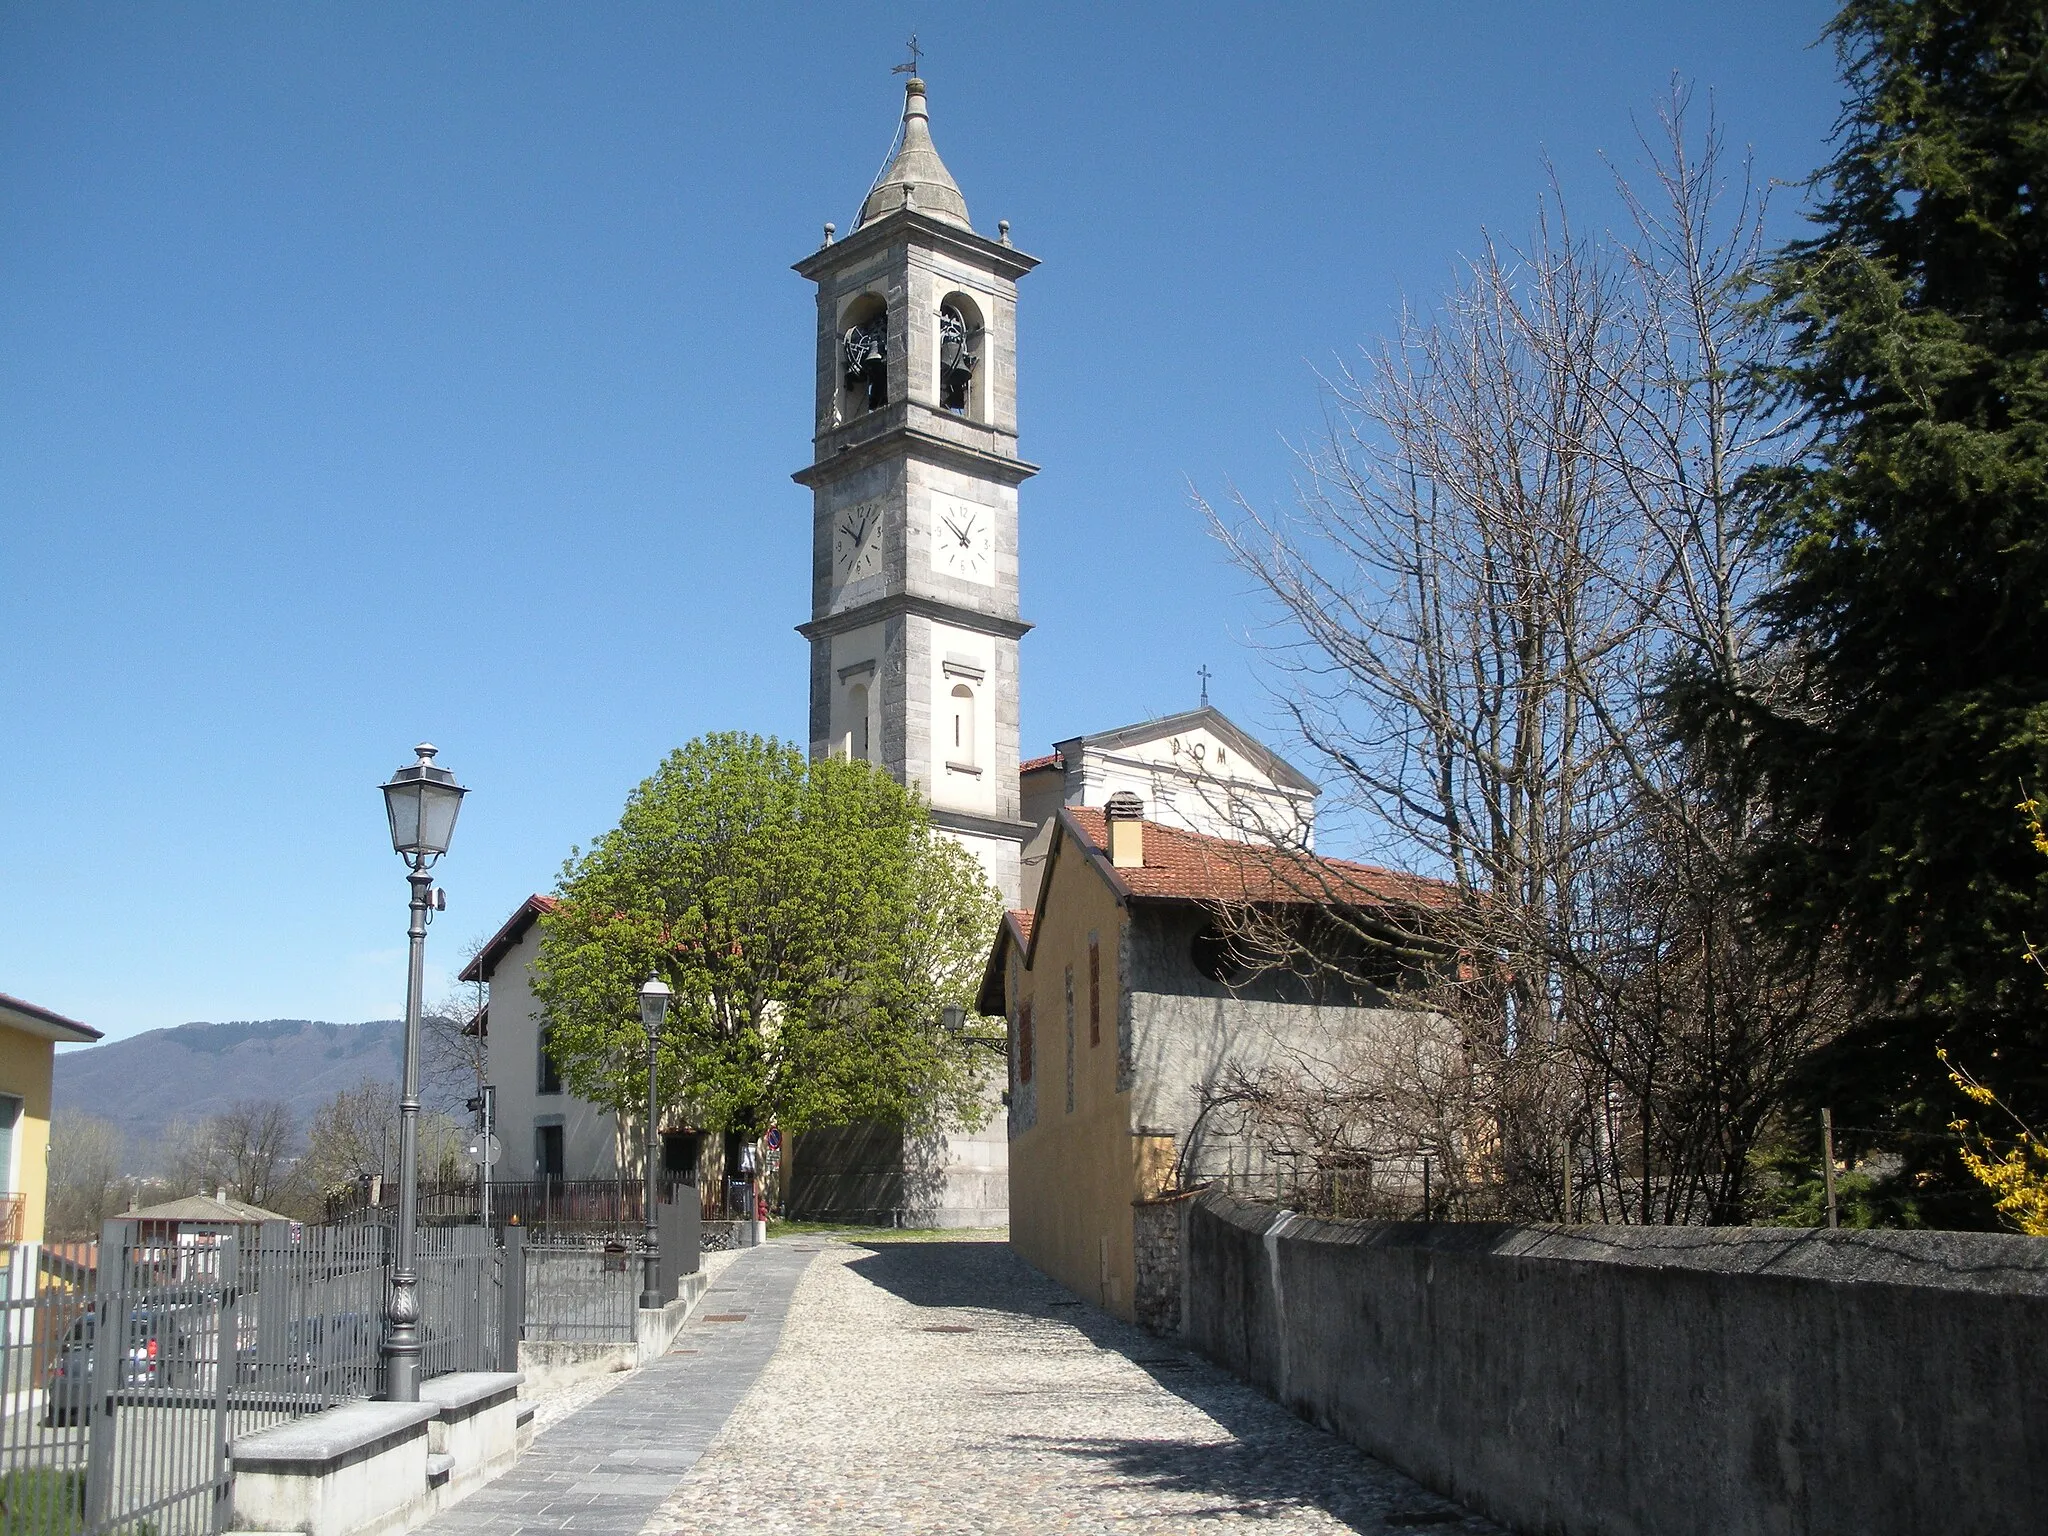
638, 975, 672, 1311
378, 743, 468, 1402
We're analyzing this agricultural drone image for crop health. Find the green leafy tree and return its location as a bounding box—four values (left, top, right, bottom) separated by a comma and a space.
531, 733, 1000, 1145
1745, 1, 2048, 1222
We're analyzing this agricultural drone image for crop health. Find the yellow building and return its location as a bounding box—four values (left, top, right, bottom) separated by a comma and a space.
978, 796, 1451, 1324
0, 992, 103, 1243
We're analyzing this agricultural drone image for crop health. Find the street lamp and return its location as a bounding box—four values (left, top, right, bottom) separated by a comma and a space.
638, 974, 672, 1311
378, 743, 468, 1403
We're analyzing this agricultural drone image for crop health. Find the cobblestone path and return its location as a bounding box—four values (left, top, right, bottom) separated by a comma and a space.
648, 1236, 1498, 1535
419, 1241, 813, 1536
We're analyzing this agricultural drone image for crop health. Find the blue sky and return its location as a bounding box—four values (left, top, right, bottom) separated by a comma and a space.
2, 2, 1842, 1040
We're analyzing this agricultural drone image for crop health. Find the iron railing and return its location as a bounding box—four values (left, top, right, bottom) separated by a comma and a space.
327, 1178, 705, 1232
0, 1221, 512, 1536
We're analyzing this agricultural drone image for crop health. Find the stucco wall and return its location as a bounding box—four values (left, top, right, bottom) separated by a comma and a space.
1184, 1191, 2048, 1536
1005, 838, 1141, 1316
1127, 905, 1423, 1184
0, 1026, 56, 1241
487, 925, 619, 1182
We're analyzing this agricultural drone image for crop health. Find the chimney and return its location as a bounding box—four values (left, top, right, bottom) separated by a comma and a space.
1104, 792, 1145, 869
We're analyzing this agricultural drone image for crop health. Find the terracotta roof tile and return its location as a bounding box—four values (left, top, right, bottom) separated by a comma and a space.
1019, 753, 1064, 775
460, 894, 561, 983
1007, 909, 1035, 946
1062, 805, 1455, 910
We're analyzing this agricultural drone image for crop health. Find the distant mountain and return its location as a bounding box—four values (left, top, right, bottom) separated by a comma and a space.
54, 1018, 404, 1172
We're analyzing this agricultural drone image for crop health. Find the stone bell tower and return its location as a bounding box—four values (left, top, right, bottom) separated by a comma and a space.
793, 74, 1037, 908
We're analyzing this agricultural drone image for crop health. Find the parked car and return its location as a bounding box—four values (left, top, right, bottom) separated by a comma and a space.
42, 1306, 206, 1426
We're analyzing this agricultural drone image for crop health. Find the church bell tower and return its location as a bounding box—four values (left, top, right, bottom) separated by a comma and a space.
794, 76, 1037, 907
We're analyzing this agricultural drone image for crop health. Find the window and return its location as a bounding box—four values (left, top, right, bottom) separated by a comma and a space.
845, 682, 871, 763
0, 1094, 19, 1193
662, 1130, 700, 1184
535, 1125, 565, 1181
840, 295, 888, 415
537, 1026, 562, 1095
949, 683, 976, 765
937, 295, 984, 414
1088, 934, 1101, 1047
1016, 1001, 1033, 1084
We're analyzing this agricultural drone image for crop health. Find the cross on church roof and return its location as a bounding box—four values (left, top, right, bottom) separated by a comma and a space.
892, 33, 923, 78
1198, 664, 1213, 707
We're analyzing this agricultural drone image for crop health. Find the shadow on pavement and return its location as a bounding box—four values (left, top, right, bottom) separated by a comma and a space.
842, 1240, 1494, 1534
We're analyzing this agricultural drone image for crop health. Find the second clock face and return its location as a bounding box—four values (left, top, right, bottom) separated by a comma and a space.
833, 499, 883, 584
932, 494, 993, 583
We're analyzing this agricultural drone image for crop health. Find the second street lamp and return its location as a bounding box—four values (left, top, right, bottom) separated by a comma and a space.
638, 974, 672, 1311
378, 743, 467, 1403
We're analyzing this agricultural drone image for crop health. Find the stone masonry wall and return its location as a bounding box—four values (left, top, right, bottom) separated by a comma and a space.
1130, 1192, 1193, 1336
1183, 1190, 2048, 1536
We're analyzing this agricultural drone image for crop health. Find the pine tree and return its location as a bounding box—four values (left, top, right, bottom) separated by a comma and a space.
1749, 0, 2048, 1224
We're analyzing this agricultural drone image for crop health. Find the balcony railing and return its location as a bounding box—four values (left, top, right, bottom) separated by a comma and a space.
0, 1193, 24, 1243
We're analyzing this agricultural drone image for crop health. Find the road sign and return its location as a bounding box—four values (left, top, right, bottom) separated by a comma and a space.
465, 1133, 502, 1167
765, 1128, 782, 1152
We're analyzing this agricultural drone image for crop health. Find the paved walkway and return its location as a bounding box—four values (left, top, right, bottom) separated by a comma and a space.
418, 1241, 815, 1536
648, 1237, 1497, 1535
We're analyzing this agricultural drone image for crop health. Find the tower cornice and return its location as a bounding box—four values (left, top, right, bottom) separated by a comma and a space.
793, 210, 1039, 285
792, 422, 1040, 489
797, 593, 1033, 643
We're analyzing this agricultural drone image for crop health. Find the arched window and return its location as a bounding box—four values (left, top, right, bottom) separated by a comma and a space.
937, 293, 984, 415
840, 294, 888, 417
850, 683, 871, 764
949, 683, 976, 765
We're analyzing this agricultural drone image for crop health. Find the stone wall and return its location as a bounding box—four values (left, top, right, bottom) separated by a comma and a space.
1184, 1190, 2048, 1536
1131, 1192, 1193, 1336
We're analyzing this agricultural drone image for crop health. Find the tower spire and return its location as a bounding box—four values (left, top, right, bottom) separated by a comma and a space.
858, 75, 971, 230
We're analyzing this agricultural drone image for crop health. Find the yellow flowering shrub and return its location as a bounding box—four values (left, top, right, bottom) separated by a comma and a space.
1938, 793, 2048, 1237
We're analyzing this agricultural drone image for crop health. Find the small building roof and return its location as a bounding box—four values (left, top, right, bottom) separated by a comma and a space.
977, 807, 1455, 1014
1058, 805, 1453, 910
120, 1191, 292, 1225
0, 991, 103, 1045
857, 77, 971, 230
460, 895, 560, 984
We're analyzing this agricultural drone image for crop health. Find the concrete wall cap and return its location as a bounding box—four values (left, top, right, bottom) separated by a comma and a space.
417, 1372, 523, 1416
1195, 1187, 2048, 1296
230, 1400, 437, 1468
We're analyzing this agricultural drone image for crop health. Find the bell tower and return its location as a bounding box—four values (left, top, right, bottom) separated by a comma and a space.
793, 75, 1038, 907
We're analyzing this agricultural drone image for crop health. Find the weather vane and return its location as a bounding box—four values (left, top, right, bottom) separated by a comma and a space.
1198, 664, 1213, 708
893, 33, 923, 78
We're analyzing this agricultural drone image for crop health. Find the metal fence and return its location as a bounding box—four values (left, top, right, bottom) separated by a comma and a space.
418, 1227, 504, 1379
327, 1178, 708, 1232
0, 1220, 512, 1536
1201, 1159, 1506, 1223
520, 1239, 637, 1343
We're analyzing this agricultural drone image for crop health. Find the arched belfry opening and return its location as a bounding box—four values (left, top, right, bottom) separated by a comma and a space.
937, 294, 983, 415
840, 292, 888, 417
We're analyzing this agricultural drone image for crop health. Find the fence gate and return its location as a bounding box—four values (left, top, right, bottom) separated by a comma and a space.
81, 1228, 241, 1536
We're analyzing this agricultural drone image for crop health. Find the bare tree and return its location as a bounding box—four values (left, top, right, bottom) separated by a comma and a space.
165, 1100, 299, 1207
1202, 88, 1840, 1223
423, 934, 489, 1115
299, 1078, 469, 1205
46, 1113, 127, 1238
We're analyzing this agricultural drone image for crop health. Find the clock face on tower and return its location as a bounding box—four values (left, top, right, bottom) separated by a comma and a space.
931, 493, 993, 584
833, 499, 883, 584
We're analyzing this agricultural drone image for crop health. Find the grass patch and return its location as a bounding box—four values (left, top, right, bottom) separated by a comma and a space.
0, 1469, 82, 1536
767, 1218, 1008, 1245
